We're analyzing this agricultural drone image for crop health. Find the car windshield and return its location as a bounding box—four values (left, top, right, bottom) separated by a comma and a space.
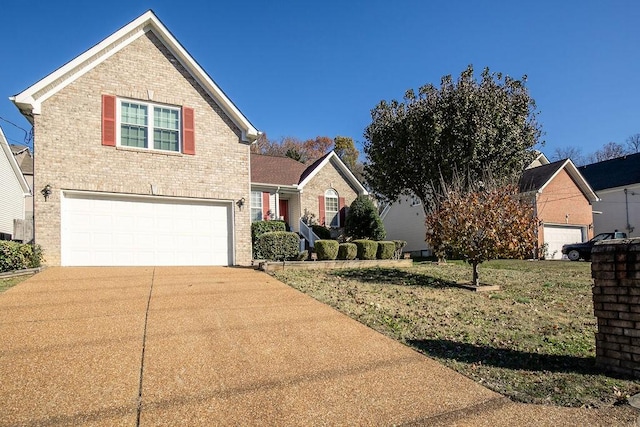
591, 233, 611, 242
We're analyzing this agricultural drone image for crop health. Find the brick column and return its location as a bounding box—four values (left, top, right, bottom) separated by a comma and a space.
592, 238, 640, 377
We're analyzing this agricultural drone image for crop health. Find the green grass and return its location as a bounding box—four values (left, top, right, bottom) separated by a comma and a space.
274, 259, 640, 408
0, 275, 30, 293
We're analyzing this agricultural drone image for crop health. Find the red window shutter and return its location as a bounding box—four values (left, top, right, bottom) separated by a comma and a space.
318, 195, 325, 226
182, 106, 195, 155
102, 95, 116, 146
339, 197, 346, 227
262, 192, 270, 220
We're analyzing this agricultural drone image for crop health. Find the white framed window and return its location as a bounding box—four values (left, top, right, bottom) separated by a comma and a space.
250, 191, 263, 222
325, 189, 339, 227
118, 100, 180, 152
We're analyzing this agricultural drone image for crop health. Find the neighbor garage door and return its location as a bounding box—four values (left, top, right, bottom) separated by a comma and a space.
61, 192, 232, 266
543, 225, 584, 260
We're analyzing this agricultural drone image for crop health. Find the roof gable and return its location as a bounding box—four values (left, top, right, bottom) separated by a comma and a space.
579, 152, 640, 191
519, 158, 598, 203
10, 10, 258, 143
297, 151, 368, 194
0, 127, 31, 195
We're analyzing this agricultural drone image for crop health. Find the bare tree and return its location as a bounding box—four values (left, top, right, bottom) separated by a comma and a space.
589, 142, 628, 163
626, 134, 640, 153
551, 146, 585, 166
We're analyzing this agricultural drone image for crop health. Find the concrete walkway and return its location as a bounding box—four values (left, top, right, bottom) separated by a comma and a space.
0, 267, 636, 426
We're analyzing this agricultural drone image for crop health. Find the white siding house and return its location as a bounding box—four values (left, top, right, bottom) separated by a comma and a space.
0, 127, 31, 239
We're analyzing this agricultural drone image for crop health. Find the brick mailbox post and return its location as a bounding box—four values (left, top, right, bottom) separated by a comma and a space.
592, 238, 640, 377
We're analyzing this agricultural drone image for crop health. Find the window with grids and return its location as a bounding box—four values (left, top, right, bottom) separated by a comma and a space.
250, 191, 263, 222
325, 189, 339, 227
119, 100, 180, 152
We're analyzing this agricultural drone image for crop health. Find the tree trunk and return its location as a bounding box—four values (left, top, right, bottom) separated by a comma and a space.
472, 261, 480, 287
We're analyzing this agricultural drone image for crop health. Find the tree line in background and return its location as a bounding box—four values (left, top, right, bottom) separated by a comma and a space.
552, 135, 640, 166
251, 133, 364, 181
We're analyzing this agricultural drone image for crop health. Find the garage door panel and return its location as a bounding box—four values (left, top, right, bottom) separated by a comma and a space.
543, 225, 584, 260
62, 194, 231, 266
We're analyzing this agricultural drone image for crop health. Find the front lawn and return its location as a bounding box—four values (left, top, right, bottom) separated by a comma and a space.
0, 276, 31, 293
274, 259, 640, 408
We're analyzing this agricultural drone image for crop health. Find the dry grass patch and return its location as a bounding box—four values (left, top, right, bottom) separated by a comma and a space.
274, 259, 640, 408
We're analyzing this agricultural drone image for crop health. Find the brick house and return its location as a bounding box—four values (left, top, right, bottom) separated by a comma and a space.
10, 10, 259, 266
519, 158, 598, 259
250, 151, 368, 247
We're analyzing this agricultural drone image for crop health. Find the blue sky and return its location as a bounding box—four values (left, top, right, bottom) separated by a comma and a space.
1, 1, 639, 160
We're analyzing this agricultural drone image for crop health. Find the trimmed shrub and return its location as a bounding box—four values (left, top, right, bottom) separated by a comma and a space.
377, 241, 396, 260
345, 195, 386, 240
315, 240, 339, 260
337, 243, 357, 260
296, 250, 309, 261
254, 231, 299, 261
252, 220, 287, 258
353, 239, 378, 260
393, 240, 407, 259
0, 242, 43, 273
311, 225, 332, 240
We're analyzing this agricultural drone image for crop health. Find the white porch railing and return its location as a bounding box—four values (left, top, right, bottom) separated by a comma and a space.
299, 219, 321, 248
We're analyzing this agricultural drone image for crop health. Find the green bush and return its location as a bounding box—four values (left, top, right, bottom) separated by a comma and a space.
253, 231, 299, 261
0, 242, 43, 272
297, 250, 309, 261
315, 240, 339, 260
311, 225, 332, 239
345, 195, 386, 240
337, 243, 357, 260
252, 221, 286, 258
377, 241, 396, 260
353, 239, 378, 260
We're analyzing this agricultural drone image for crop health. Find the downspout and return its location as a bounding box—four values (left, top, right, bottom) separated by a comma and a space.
625, 188, 632, 235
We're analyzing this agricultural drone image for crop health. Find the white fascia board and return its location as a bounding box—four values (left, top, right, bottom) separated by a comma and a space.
250, 183, 300, 192
0, 127, 31, 195
298, 151, 368, 195
11, 10, 258, 142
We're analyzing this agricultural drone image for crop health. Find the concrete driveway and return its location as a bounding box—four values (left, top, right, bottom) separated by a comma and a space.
0, 267, 636, 426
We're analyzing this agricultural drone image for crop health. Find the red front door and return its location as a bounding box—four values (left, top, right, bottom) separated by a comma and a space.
279, 199, 289, 225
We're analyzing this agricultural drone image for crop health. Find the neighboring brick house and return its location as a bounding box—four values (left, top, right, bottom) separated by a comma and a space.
519, 158, 598, 259
250, 151, 368, 246
578, 153, 640, 237
0, 126, 31, 240
10, 10, 259, 266
381, 154, 598, 259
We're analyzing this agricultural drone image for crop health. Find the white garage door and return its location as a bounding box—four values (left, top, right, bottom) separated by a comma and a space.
61, 193, 232, 266
543, 225, 584, 260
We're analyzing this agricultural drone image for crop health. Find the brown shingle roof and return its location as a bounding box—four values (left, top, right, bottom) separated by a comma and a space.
250, 153, 309, 185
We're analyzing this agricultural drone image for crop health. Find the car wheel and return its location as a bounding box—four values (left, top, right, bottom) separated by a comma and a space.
568, 250, 581, 261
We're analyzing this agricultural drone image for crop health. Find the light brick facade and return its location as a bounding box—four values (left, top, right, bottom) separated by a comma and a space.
302, 159, 361, 227
31, 31, 253, 265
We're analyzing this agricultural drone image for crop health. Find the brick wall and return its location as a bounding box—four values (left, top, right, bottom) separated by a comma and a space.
592, 238, 640, 377
537, 168, 594, 247
33, 31, 252, 265
301, 159, 361, 226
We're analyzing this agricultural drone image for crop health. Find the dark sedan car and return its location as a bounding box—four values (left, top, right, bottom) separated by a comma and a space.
561, 231, 628, 261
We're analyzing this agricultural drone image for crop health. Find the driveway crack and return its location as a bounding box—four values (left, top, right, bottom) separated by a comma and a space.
136, 267, 155, 426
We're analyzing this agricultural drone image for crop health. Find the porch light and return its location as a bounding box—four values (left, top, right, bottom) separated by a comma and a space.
41, 184, 52, 201
236, 197, 245, 210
